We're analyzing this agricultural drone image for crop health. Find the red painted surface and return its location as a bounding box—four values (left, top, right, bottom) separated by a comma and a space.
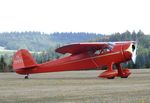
13, 41, 136, 79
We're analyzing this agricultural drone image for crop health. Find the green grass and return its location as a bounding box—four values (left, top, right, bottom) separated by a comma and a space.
0, 69, 150, 103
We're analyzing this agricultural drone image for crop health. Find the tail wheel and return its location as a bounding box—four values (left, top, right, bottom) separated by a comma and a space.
24, 75, 29, 79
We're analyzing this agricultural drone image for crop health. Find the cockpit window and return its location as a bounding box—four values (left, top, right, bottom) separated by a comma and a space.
94, 48, 111, 55
95, 50, 101, 55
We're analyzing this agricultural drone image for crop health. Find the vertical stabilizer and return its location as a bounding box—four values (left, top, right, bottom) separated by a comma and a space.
13, 49, 37, 70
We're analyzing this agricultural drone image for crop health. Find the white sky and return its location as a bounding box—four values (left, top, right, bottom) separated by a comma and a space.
0, 0, 150, 34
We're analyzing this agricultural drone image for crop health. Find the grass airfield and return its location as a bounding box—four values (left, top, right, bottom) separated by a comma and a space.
0, 69, 150, 103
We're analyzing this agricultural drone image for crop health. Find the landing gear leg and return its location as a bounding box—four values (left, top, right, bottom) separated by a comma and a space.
116, 63, 123, 77
99, 63, 117, 79
107, 64, 116, 79
116, 63, 131, 78
24, 74, 29, 79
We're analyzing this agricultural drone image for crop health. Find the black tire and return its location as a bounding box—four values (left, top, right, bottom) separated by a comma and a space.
25, 76, 29, 79
121, 76, 128, 78
107, 77, 115, 79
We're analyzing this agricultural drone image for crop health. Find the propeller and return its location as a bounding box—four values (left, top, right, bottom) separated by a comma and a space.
131, 42, 137, 64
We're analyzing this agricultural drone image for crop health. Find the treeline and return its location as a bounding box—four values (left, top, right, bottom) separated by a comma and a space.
0, 31, 103, 51
94, 30, 144, 42
51, 32, 102, 43
0, 32, 56, 51
33, 47, 62, 64
0, 54, 13, 72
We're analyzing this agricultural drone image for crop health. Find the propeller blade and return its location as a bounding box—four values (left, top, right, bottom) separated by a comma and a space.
131, 43, 137, 64
132, 48, 137, 64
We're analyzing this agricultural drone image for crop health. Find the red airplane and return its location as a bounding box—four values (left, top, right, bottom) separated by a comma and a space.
12, 41, 137, 79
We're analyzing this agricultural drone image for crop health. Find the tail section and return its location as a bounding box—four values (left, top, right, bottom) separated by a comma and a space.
13, 49, 37, 71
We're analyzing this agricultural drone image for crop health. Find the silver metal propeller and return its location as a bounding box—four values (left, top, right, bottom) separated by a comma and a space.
131, 43, 137, 64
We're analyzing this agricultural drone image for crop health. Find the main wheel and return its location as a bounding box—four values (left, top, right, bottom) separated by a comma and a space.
121, 76, 128, 78
107, 77, 115, 79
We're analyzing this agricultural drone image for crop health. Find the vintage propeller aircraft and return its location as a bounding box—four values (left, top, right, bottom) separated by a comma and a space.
13, 41, 137, 79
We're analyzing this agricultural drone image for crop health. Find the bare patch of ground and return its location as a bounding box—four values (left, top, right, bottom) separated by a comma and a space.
0, 69, 150, 103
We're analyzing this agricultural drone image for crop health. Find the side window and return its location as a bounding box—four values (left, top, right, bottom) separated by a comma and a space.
95, 50, 100, 55
95, 48, 111, 55
103, 48, 111, 52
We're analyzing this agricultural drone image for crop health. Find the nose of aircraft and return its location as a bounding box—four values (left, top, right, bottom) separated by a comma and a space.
123, 42, 137, 64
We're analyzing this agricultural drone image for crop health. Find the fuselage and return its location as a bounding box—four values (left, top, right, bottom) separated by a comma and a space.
16, 42, 133, 75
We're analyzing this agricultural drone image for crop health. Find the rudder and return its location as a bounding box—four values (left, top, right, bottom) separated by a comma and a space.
13, 49, 37, 71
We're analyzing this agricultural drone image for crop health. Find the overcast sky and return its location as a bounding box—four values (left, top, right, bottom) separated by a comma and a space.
0, 0, 150, 34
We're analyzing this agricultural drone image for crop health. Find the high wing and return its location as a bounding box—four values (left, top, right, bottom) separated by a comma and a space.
55, 42, 110, 54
